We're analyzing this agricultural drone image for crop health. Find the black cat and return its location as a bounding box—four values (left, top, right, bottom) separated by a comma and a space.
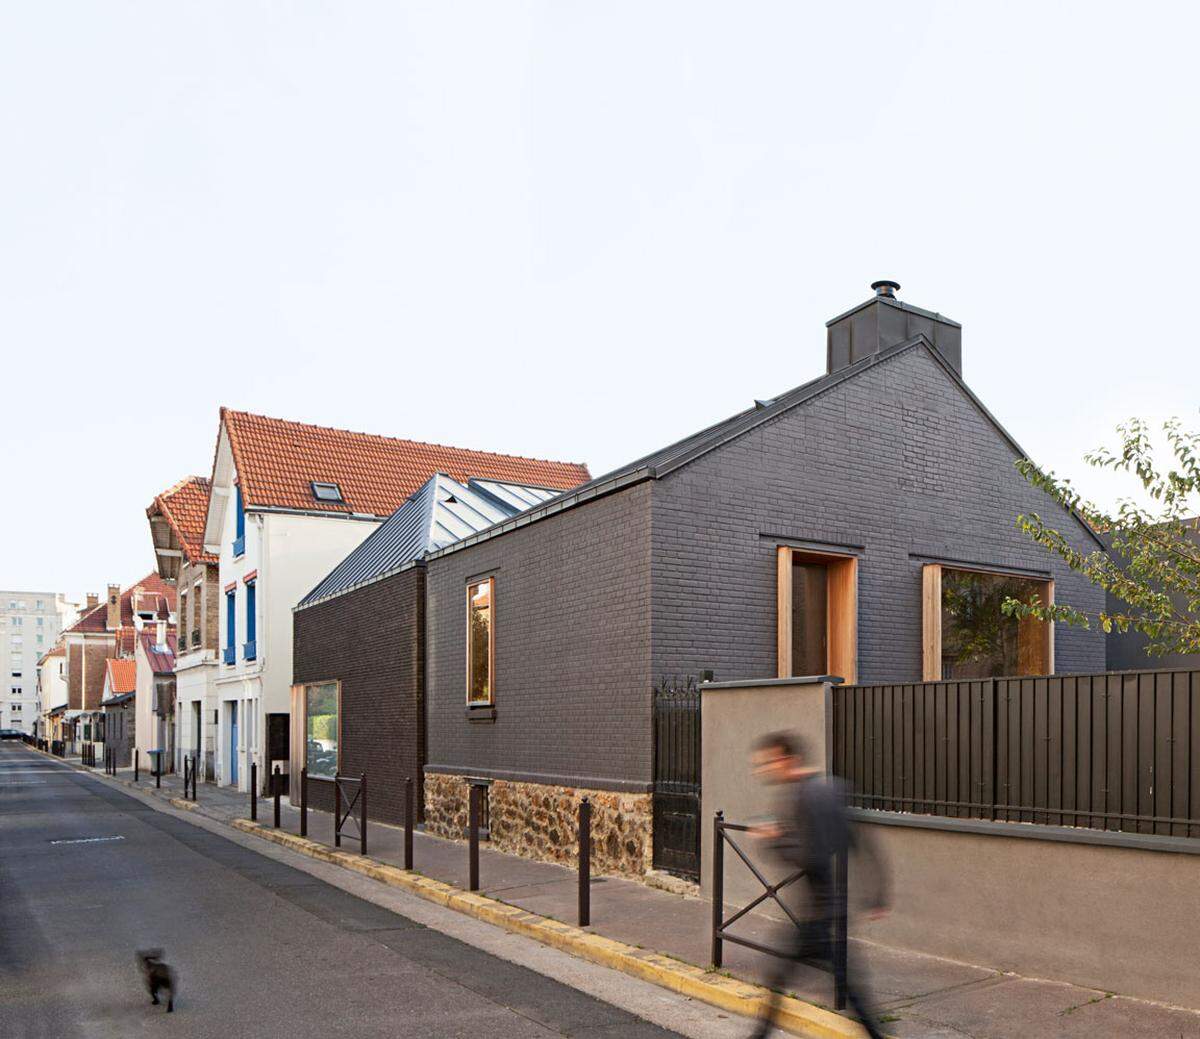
136, 949, 176, 1012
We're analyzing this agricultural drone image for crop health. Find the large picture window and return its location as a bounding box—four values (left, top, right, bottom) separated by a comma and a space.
923, 564, 1053, 680
467, 578, 494, 705
305, 682, 339, 778
776, 547, 858, 683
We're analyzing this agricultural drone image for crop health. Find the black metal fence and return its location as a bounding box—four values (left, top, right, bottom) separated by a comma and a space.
652, 677, 702, 877
831, 669, 1200, 838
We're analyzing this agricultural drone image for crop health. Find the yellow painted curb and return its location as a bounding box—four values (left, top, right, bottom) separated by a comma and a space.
168, 798, 199, 812
231, 819, 864, 1038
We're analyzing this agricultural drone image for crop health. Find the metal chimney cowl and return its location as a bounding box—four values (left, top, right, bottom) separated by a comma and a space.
826, 281, 963, 377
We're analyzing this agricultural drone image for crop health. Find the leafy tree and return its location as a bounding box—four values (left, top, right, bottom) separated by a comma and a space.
1003, 417, 1200, 657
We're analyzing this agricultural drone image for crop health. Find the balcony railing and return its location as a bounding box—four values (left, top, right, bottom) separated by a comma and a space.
222, 646, 236, 665
243, 640, 257, 662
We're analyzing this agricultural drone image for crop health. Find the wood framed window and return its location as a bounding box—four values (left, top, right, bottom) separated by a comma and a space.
776, 546, 858, 683
467, 577, 495, 706
290, 680, 340, 779
922, 563, 1054, 681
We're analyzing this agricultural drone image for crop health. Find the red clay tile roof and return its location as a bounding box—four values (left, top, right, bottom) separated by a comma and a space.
105, 658, 136, 694
139, 631, 177, 674
148, 477, 216, 564
64, 573, 176, 635
220, 408, 591, 518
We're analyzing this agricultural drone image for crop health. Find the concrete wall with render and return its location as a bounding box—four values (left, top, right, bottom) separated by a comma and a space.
699, 678, 832, 904
700, 677, 1200, 1010
651, 345, 1107, 684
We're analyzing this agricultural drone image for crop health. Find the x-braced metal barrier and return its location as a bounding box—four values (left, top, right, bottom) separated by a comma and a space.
334, 773, 367, 855
710, 811, 847, 1011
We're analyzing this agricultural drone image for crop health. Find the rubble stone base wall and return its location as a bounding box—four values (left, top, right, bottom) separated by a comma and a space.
424, 772, 652, 877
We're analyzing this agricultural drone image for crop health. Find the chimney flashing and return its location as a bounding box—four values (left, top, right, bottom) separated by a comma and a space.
826, 282, 963, 378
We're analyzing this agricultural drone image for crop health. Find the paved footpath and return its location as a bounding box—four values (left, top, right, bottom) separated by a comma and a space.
30, 749, 1200, 1038
0, 745, 752, 1039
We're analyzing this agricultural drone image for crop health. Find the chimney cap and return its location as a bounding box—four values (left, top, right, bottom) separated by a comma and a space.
871, 280, 901, 298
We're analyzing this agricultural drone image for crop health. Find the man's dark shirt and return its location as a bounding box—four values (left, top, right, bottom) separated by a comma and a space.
772, 774, 888, 911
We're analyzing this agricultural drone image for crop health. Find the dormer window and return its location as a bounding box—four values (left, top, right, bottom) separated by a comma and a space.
311, 481, 344, 503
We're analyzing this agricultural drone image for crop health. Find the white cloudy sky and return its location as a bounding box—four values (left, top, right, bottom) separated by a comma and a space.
2, 2, 1198, 599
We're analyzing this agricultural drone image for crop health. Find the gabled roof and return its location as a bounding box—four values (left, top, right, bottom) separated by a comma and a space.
148, 477, 215, 565
63, 574, 175, 636
138, 631, 177, 675
298, 474, 559, 608
101, 691, 135, 707
104, 658, 136, 695
216, 408, 590, 519
426, 334, 1107, 560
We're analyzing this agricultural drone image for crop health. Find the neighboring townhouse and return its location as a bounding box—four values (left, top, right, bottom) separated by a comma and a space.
147, 476, 220, 779
199, 408, 589, 793
2, 591, 72, 735
36, 645, 67, 740
418, 282, 1109, 877
59, 575, 175, 753
292, 474, 566, 825
100, 658, 136, 766
133, 627, 177, 772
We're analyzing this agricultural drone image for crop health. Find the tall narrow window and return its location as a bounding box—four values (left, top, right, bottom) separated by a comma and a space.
776, 547, 857, 683
922, 564, 1053, 680
467, 578, 494, 705
224, 589, 236, 665
233, 483, 246, 557
244, 580, 257, 661
304, 682, 339, 778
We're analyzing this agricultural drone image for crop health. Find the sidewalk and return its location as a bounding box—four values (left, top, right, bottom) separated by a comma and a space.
72, 755, 1200, 1038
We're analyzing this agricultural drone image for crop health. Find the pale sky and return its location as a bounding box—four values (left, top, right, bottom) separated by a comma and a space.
3, 2, 1198, 600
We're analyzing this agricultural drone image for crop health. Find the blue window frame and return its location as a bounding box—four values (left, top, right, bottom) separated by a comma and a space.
224, 589, 236, 665
244, 580, 257, 661
233, 484, 245, 558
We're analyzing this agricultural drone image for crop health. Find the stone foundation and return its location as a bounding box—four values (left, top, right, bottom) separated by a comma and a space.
423, 772, 652, 878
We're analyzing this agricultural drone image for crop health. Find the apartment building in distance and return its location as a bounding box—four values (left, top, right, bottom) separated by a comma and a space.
2, 591, 78, 734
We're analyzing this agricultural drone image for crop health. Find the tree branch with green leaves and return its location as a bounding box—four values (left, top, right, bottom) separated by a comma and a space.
1002, 417, 1200, 657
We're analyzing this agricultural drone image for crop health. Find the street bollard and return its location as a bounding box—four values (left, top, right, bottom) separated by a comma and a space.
134, 749, 139, 783
250, 762, 258, 822
192, 755, 198, 800
155, 753, 161, 789
404, 777, 414, 870
334, 774, 342, 849
578, 797, 592, 927
183, 755, 189, 794
300, 768, 308, 838
468, 784, 481, 892
273, 765, 281, 829
711, 811, 724, 969
359, 773, 368, 856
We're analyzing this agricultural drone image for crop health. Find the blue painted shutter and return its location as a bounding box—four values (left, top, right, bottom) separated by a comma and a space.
246, 582, 256, 643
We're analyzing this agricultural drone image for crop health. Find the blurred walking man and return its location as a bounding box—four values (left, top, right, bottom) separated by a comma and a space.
749, 731, 888, 1039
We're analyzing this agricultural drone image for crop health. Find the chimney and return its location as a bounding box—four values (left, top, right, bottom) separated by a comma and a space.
156, 619, 166, 649
86, 592, 98, 609
826, 281, 962, 377
106, 584, 121, 631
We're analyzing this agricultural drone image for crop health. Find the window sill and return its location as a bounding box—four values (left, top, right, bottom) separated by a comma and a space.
465, 705, 496, 723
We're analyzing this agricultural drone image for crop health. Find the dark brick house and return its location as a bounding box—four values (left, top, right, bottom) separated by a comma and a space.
292, 475, 583, 825
420, 282, 1108, 876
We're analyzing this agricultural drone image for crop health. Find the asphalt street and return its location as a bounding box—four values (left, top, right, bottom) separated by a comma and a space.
0, 745, 703, 1039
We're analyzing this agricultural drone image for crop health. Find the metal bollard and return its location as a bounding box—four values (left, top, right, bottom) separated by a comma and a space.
300, 768, 308, 838
578, 797, 592, 927
183, 755, 189, 793
251, 762, 258, 822
404, 777, 414, 870
135, 750, 139, 783
155, 754, 161, 789
360, 773, 367, 856
711, 811, 724, 969
468, 783, 481, 892
192, 755, 199, 800
273, 766, 281, 829
334, 773, 342, 849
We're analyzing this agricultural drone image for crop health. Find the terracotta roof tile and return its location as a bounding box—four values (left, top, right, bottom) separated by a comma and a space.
64, 573, 176, 636
139, 631, 177, 674
105, 658, 136, 694
148, 477, 216, 564
220, 408, 590, 517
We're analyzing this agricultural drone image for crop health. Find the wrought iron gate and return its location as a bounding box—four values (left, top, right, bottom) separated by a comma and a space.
652, 678, 701, 878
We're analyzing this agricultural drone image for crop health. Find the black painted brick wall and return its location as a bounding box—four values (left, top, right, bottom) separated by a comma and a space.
292, 566, 425, 825
650, 344, 1107, 682
425, 481, 654, 787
